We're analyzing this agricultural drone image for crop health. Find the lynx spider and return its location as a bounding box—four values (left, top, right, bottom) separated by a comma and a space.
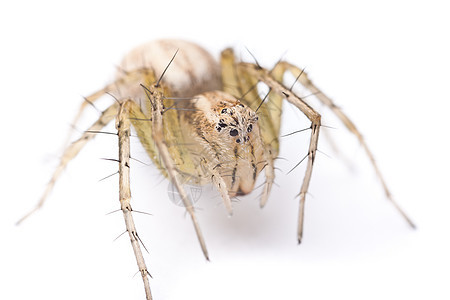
19, 39, 414, 299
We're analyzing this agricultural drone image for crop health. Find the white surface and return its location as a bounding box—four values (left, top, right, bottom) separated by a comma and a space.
1, 1, 449, 299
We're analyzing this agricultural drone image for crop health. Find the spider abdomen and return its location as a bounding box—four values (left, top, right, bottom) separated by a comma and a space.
117, 39, 222, 98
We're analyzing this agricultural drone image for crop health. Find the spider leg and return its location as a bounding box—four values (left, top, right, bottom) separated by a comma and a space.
18, 68, 165, 225
274, 62, 415, 229
113, 93, 210, 299
220, 49, 277, 208
200, 158, 233, 215
116, 100, 152, 300
238, 63, 321, 244
145, 84, 209, 260
17, 102, 119, 225
63, 68, 157, 149
259, 148, 276, 208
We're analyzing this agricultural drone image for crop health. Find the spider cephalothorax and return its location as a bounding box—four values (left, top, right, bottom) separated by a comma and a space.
176, 90, 264, 198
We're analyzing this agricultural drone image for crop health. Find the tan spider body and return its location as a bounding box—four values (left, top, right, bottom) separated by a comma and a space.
19, 39, 414, 300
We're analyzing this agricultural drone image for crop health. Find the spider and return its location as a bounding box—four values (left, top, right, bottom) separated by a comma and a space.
18, 39, 414, 300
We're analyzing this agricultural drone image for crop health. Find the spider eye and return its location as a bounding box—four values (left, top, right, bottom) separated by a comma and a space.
221, 109, 227, 114
230, 129, 238, 136
238, 104, 244, 108
236, 138, 241, 143
247, 124, 253, 132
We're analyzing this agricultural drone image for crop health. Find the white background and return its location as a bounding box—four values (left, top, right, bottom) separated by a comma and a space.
1, 1, 449, 299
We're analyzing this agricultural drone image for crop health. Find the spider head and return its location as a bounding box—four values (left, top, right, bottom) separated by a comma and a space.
190, 91, 260, 147
215, 101, 259, 145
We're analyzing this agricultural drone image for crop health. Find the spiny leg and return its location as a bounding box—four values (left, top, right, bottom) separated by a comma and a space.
274, 62, 415, 228
63, 68, 157, 149
260, 147, 276, 208
117, 100, 152, 300
233, 72, 278, 208
144, 84, 209, 260
200, 158, 233, 215
17, 102, 119, 225
238, 63, 321, 244
220, 48, 277, 208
